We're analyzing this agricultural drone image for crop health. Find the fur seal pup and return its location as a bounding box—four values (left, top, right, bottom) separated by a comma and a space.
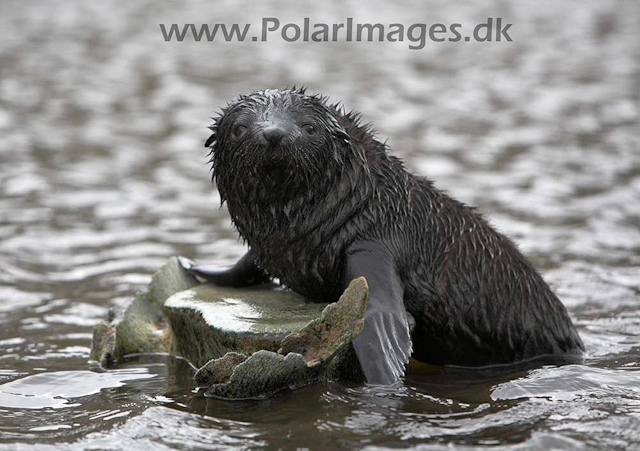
181, 88, 584, 385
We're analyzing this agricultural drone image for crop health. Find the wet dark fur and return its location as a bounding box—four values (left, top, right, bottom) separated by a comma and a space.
205, 88, 584, 367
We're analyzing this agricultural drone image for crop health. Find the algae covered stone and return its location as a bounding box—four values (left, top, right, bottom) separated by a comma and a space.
196, 277, 370, 399
204, 350, 314, 399
90, 257, 376, 399
90, 257, 199, 366
163, 282, 329, 368
279, 277, 368, 367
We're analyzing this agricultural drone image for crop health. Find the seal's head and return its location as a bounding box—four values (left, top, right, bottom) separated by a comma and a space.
204, 88, 379, 251
206, 88, 352, 206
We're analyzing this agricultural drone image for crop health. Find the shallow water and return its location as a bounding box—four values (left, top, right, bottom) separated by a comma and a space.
1, 1, 639, 450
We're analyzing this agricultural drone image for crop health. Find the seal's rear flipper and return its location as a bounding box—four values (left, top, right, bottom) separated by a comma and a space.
178, 251, 270, 287
344, 241, 412, 385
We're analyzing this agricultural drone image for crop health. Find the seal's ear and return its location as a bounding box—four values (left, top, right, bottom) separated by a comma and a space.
327, 114, 351, 144
204, 133, 216, 148
335, 128, 350, 143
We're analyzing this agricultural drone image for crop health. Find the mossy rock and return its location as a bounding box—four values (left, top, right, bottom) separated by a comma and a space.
89, 257, 384, 399
163, 282, 331, 368
90, 257, 420, 398
90, 257, 199, 365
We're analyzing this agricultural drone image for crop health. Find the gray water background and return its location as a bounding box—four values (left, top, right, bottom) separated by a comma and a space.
0, 1, 639, 450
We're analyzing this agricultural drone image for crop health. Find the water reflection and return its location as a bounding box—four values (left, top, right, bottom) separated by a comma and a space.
0, 369, 157, 409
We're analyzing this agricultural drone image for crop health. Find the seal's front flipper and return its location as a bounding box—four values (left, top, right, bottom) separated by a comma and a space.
344, 242, 412, 385
178, 251, 270, 287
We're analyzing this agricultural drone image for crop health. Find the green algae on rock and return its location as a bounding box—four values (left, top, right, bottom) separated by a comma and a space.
164, 281, 331, 368
279, 277, 368, 367
196, 277, 370, 399
89, 257, 199, 366
90, 257, 373, 399
203, 350, 314, 399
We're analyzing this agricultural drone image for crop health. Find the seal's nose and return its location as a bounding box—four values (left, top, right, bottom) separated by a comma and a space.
262, 127, 285, 146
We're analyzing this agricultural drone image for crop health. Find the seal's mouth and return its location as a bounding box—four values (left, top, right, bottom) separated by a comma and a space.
260, 158, 295, 189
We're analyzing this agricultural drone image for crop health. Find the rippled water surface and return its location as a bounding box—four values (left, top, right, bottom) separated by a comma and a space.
1, 1, 639, 450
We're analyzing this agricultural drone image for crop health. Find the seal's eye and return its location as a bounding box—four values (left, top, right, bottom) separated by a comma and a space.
233, 125, 248, 138
302, 124, 316, 136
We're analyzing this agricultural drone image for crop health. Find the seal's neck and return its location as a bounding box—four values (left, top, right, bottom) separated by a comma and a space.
224, 149, 374, 253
